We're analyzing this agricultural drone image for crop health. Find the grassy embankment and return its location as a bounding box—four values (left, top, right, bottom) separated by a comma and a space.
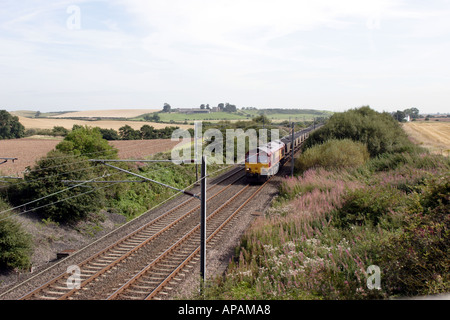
198, 107, 450, 300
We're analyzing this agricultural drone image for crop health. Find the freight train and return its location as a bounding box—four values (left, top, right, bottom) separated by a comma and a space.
245, 124, 320, 180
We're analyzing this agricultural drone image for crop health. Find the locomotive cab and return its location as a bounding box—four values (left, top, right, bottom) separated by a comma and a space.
245, 141, 285, 181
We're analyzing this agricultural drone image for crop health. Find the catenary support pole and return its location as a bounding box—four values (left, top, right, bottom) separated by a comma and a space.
291, 122, 295, 178
200, 155, 207, 294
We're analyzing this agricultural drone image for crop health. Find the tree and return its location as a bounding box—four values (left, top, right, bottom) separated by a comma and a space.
56, 126, 118, 158
0, 110, 25, 139
393, 110, 406, 122
152, 113, 161, 122
305, 106, 413, 157
223, 103, 237, 113
118, 125, 140, 140
140, 125, 156, 139
404, 107, 420, 119
8, 150, 108, 223
200, 104, 205, 109
253, 114, 271, 124
51, 126, 69, 137
99, 128, 120, 140
162, 103, 171, 113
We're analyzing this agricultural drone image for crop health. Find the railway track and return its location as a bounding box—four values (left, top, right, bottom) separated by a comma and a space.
106, 180, 270, 300
18, 166, 246, 300
9, 125, 315, 301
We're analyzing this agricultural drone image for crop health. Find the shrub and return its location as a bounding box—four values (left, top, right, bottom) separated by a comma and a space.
332, 185, 410, 229
56, 126, 117, 158
379, 173, 450, 296
8, 150, 109, 223
295, 139, 369, 173
304, 106, 414, 157
0, 199, 33, 270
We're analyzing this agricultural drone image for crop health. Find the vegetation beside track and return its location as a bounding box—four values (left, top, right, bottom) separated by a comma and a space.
199, 106, 450, 300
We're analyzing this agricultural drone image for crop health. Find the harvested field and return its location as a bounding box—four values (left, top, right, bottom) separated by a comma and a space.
17, 116, 192, 131
49, 109, 159, 119
0, 138, 61, 177
0, 138, 187, 177
403, 121, 450, 156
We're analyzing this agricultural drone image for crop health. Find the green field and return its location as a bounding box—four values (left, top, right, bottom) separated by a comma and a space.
135, 109, 332, 123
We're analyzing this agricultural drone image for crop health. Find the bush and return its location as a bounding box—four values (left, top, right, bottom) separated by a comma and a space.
8, 150, 109, 223
304, 106, 414, 157
333, 185, 410, 229
295, 139, 369, 173
379, 173, 450, 296
56, 126, 117, 159
0, 199, 33, 270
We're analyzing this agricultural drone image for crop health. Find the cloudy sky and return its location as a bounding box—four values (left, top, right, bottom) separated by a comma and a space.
1, 0, 449, 113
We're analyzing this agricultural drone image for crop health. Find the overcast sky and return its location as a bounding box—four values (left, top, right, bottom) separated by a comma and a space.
1, 0, 449, 114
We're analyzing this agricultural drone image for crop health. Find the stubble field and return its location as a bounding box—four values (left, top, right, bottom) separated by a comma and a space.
402, 121, 450, 156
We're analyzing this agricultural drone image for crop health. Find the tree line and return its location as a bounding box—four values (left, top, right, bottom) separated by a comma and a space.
96, 124, 193, 140
0, 110, 190, 141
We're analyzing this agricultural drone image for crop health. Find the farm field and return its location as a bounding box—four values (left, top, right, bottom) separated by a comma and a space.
49, 109, 159, 119
135, 109, 333, 123
0, 138, 183, 177
402, 121, 450, 155
16, 116, 192, 131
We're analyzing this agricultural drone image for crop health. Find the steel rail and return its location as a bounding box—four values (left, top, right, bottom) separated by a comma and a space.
144, 176, 272, 300
18, 167, 244, 300
106, 182, 254, 300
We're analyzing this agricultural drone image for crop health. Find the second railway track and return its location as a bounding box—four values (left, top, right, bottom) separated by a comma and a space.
17, 166, 252, 300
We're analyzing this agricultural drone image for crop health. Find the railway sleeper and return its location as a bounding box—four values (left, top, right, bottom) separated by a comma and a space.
157, 261, 183, 269
119, 294, 142, 300
134, 279, 162, 286
121, 240, 143, 246
88, 261, 110, 267
126, 288, 153, 295
117, 243, 137, 249
81, 268, 101, 275
130, 236, 149, 242
83, 265, 103, 271
32, 294, 59, 300
41, 289, 66, 297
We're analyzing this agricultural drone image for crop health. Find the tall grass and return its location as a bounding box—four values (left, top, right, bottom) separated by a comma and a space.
295, 139, 370, 173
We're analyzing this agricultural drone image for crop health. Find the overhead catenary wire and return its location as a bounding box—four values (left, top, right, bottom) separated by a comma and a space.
1, 138, 174, 177
0, 162, 204, 222
0, 174, 113, 218
0, 139, 183, 189
0, 174, 203, 299
0, 180, 123, 223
